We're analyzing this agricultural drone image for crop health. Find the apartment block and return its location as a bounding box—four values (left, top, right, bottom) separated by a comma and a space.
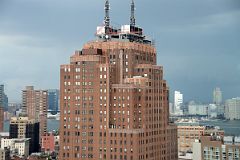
22, 86, 48, 135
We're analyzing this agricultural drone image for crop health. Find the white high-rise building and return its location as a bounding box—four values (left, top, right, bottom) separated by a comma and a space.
174, 91, 183, 115
225, 97, 240, 120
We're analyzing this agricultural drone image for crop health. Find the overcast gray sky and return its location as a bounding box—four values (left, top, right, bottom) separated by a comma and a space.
0, 0, 240, 103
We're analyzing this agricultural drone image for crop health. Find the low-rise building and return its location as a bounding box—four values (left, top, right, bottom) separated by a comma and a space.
193, 135, 240, 160
0, 138, 30, 158
176, 120, 205, 153
0, 147, 10, 160
176, 119, 224, 155
41, 133, 55, 153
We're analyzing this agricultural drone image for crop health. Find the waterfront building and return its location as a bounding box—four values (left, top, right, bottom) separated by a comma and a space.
59, 0, 178, 159
47, 89, 59, 112
213, 87, 222, 105
174, 91, 183, 115
22, 86, 48, 135
225, 97, 240, 120
193, 135, 240, 160
10, 117, 39, 154
1, 138, 30, 158
208, 104, 218, 118
188, 101, 208, 116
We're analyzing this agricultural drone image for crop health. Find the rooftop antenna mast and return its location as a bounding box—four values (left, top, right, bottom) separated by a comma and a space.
130, 0, 136, 26
104, 0, 110, 28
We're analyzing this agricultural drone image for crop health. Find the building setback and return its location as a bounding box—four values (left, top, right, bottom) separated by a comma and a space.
22, 86, 48, 135
9, 117, 40, 154
59, 1, 178, 160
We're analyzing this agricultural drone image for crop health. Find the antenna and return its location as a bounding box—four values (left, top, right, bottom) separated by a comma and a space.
104, 0, 110, 28
130, 0, 136, 26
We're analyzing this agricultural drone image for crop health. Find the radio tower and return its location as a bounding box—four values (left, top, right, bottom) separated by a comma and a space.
130, 0, 136, 26
104, 0, 110, 28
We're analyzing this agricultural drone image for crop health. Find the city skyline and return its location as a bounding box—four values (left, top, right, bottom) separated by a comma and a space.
0, 0, 240, 102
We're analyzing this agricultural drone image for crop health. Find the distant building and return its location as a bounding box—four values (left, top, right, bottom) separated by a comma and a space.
193, 135, 240, 160
0, 85, 8, 111
22, 86, 48, 135
8, 103, 21, 117
225, 97, 240, 120
169, 102, 174, 114
213, 87, 222, 105
0, 108, 3, 132
47, 89, 59, 112
188, 101, 208, 116
0, 85, 8, 132
208, 104, 218, 118
1, 138, 30, 158
174, 91, 183, 115
0, 147, 10, 160
10, 117, 39, 154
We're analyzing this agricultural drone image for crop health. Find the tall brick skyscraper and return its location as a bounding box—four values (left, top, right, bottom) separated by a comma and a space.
22, 86, 48, 136
59, 1, 178, 160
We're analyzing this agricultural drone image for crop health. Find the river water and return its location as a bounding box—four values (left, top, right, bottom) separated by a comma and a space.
4, 119, 240, 136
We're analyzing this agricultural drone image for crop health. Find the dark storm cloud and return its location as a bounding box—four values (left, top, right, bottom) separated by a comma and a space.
0, 0, 239, 102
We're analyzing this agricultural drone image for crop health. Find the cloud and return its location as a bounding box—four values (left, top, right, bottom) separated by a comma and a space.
0, 0, 240, 103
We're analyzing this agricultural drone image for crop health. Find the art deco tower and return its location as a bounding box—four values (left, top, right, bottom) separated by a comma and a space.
59, 1, 178, 159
